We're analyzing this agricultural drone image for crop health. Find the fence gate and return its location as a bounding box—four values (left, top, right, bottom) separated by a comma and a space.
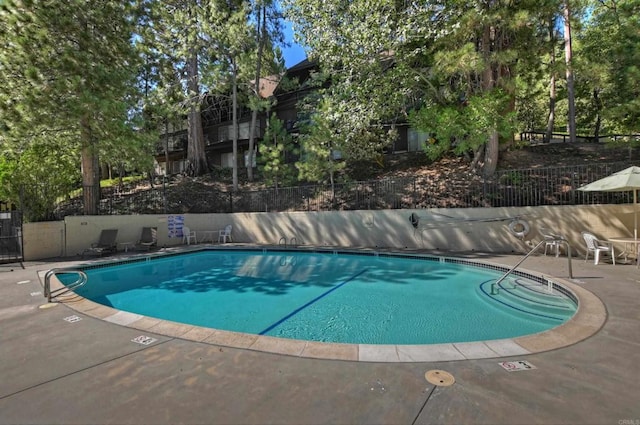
0, 201, 23, 268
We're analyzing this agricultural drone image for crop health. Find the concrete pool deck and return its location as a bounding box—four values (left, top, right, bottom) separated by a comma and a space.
1, 248, 639, 424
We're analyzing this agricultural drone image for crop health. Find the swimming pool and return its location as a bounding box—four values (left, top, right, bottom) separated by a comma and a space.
60, 249, 577, 346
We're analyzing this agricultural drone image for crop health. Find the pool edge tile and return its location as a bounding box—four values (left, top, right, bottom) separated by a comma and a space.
147, 320, 194, 338
483, 339, 531, 357
104, 311, 144, 326
396, 344, 466, 362
129, 316, 163, 331
358, 344, 400, 362
453, 342, 501, 359
204, 330, 259, 349
301, 342, 358, 361
181, 326, 217, 342
250, 336, 308, 357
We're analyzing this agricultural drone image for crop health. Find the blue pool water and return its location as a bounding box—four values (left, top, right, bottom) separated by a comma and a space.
63, 250, 577, 345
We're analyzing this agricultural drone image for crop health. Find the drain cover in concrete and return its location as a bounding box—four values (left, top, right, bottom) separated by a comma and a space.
425, 370, 455, 386
498, 360, 537, 372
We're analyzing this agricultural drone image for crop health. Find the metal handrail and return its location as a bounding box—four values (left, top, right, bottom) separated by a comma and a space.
491, 237, 573, 295
279, 236, 298, 247
44, 268, 88, 302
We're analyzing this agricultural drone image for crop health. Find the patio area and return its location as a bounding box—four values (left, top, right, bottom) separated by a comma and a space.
1, 249, 639, 424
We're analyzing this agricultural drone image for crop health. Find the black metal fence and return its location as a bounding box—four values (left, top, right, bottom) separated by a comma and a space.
52, 161, 636, 218
0, 201, 23, 266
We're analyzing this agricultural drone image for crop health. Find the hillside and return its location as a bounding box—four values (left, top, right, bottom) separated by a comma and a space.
192, 142, 638, 192
55, 142, 639, 218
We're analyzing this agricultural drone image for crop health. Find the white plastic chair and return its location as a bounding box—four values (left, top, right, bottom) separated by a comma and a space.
540, 227, 562, 257
218, 224, 233, 243
581, 231, 615, 265
182, 226, 197, 245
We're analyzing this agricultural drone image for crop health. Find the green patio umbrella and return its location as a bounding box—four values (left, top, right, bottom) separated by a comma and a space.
577, 166, 640, 239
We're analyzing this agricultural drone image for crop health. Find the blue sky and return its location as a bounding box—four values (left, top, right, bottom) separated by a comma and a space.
281, 20, 306, 67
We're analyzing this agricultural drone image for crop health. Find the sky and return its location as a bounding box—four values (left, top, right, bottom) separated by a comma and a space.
281, 20, 307, 68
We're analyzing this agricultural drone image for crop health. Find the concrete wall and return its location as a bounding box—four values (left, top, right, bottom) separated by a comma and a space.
22, 204, 638, 261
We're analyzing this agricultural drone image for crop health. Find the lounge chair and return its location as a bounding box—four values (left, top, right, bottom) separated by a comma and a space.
81, 229, 118, 258
581, 231, 615, 265
218, 224, 233, 243
135, 227, 157, 251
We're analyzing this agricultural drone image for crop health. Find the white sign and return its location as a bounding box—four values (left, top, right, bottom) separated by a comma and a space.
499, 360, 537, 372
63, 315, 82, 323
167, 215, 185, 238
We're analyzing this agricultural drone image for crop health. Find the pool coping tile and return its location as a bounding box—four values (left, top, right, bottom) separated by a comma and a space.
396, 344, 466, 362
104, 311, 144, 326
181, 326, 217, 342
453, 342, 502, 359
249, 335, 308, 357
300, 342, 358, 361
204, 329, 259, 349
358, 344, 400, 362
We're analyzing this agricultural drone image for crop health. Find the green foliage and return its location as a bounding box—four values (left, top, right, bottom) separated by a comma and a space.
409, 90, 517, 161
283, 0, 418, 168
579, 0, 640, 135
258, 114, 298, 188
0, 139, 79, 222
296, 99, 345, 185
285, 0, 547, 175
0, 0, 151, 214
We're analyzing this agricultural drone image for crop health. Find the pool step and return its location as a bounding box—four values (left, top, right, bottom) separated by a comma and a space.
478, 278, 576, 322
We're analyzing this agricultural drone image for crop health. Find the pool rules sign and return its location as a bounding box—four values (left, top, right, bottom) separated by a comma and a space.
498, 360, 537, 372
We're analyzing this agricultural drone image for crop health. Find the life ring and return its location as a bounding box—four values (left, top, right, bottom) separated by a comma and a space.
508, 219, 530, 238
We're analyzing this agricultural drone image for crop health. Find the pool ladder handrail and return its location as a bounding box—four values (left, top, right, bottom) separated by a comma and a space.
279, 236, 298, 247
491, 236, 573, 295
44, 268, 88, 302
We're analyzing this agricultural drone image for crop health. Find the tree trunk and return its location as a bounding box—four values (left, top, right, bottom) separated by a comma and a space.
481, 24, 499, 177
593, 88, 602, 141
545, 17, 556, 143
164, 118, 169, 177
186, 52, 207, 176
80, 116, 99, 215
247, 4, 266, 182
564, 2, 577, 143
232, 58, 239, 191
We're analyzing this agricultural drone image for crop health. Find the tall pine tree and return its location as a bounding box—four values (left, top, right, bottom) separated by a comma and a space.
0, 0, 143, 215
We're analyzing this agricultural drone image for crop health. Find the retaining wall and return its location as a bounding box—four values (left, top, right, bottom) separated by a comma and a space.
22, 204, 635, 261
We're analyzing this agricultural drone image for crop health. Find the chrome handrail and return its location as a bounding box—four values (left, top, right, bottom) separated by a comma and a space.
491, 237, 573, 295
44, 268, 88, 302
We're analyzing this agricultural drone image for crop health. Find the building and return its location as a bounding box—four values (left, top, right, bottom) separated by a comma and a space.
153, 58, 427, 176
